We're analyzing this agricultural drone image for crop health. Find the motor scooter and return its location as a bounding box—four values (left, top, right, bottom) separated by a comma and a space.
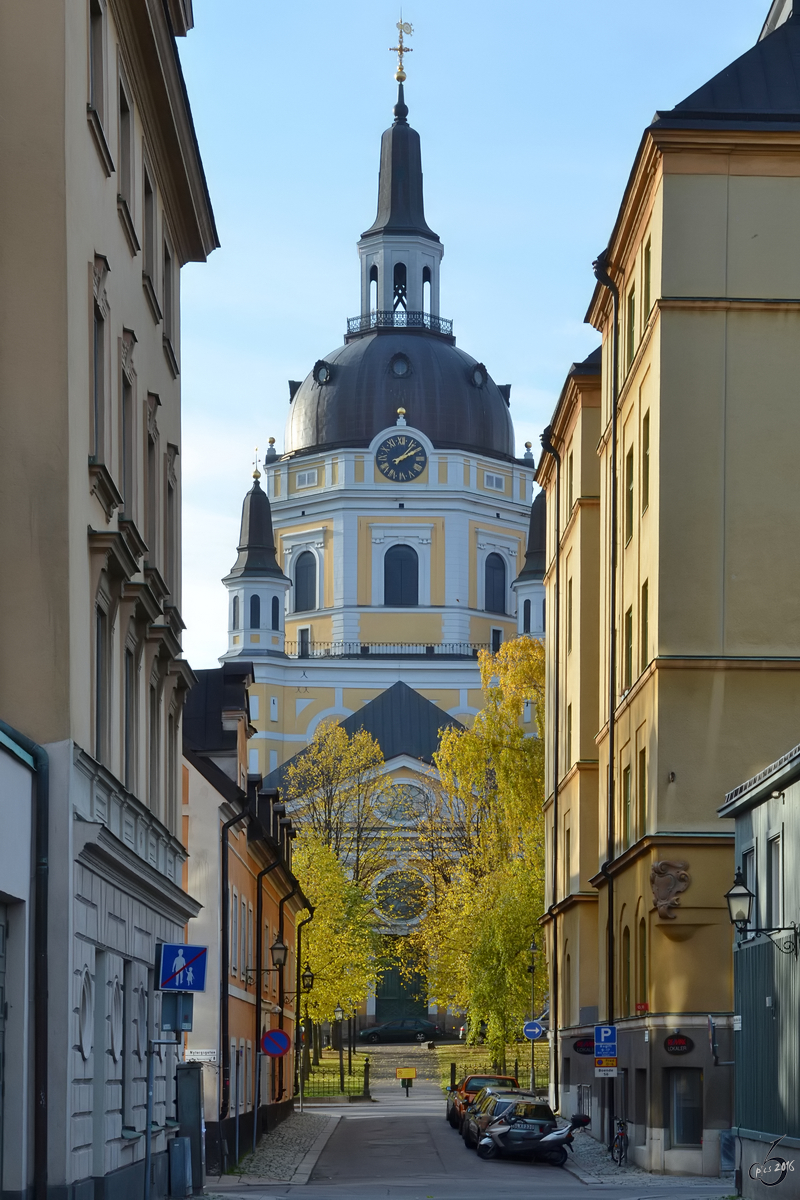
477, 1112, 591, 1167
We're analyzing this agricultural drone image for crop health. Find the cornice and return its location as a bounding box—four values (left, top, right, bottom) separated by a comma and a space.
588, 831, 735, 888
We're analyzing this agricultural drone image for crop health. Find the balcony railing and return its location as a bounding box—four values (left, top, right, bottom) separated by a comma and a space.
346, 310, 454, 337
286, 640, 489, 660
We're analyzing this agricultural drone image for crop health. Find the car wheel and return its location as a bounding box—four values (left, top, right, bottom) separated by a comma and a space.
544, 1147, 568, 1168
415, 1031, 426, 1042
476, 1142, 497, 1160
447, 1109, 458, 1127
367, 1033, 379, 1044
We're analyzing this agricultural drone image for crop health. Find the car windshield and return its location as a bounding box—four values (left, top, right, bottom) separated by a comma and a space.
466, 1076, 512, 1091
510, 1103, 555, 1121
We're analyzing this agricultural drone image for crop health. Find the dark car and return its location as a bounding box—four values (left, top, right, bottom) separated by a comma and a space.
358, 1018, 441, 1044
462, 1090, 556, 1149
446, 1074, 518, 1128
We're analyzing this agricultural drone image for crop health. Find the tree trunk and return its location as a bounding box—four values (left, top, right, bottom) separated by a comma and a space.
312, 1021, 321, 1066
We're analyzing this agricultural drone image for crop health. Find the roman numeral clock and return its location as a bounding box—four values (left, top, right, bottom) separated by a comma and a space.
375, 433, 428, 482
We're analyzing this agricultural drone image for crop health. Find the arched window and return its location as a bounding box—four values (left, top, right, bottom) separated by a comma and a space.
564, 952, 572, 1026
422, 265, 431, 315
271, 595, 280, 631
294, 551, 317, 613
384, 544, 418, 606
523, 598, 531, 633
249, 594, 260, 629
484, 553, 506, 614
369, 264, 378, 313
393, 262, 407, 311
232, 594, 240, 630
622, 926, 631, 1017
638, 918, 647, 1008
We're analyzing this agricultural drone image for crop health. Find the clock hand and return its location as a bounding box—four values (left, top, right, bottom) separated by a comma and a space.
393, 446, 418, 464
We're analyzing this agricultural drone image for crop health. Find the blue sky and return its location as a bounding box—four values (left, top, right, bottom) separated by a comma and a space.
178, 0, 767, 668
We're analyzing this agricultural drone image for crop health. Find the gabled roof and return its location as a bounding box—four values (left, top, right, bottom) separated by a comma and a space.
260, 681, 463, 789
653, 9, 800, 130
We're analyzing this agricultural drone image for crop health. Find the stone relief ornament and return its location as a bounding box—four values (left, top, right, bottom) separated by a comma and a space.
650, 860, 691, 919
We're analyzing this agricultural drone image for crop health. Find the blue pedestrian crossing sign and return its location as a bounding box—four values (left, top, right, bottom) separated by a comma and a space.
594, 1025, 617, 1057
523, 1020, 544, 1041
155, 944, 208, 992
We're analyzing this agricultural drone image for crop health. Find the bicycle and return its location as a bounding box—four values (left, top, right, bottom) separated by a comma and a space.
610, 1117, 629, 1165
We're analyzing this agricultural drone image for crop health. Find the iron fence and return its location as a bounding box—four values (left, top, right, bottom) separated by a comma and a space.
347, 310, 454, 337
442, 1044, 550, 1092
296, 1067, 367, 1098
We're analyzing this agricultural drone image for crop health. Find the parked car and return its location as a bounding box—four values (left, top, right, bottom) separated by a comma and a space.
358, 1018, 441, 1044
445, 1074, 518, 1128
462, 1090, 556, 1150
457, 1018, 487, 1042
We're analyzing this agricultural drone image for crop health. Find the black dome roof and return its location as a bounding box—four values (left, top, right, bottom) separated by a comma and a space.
284, 330, 515, 460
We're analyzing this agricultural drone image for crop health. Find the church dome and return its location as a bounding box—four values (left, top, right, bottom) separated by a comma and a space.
284, 329, 515, 460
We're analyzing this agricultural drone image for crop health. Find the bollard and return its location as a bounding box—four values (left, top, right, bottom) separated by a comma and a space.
363, 1057, 371, 1099
450, 1062, 456, 1089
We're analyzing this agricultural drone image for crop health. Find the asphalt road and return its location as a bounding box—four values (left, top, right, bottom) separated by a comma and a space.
228, 1081, 734, 1200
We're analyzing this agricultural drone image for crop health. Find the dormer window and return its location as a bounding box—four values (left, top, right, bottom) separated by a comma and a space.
471, 364, 487, 387
313, 361, 331, 385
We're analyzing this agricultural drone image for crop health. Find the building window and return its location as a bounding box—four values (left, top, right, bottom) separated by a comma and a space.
643, 238, 652, 318
623, 764, 632, 847
121, 376, 134, 514
166, 474, 177, 595
232, 595, 240, 630
626, 285, 636, 369
240, 898, 247, 980
484, 471, 505, 492
270, 697, 278, 722
298, 627, 310, 658
564, 953, 572, 1026
638, 918, 647, 1007
622, 926, 631, 1017
624, 607, 633, 691
393, 261, 407, 311
642, 410, 650, 512
491, 628, 502, 654
247, 905, 253, 984
296, 469, 318, 489
118, 76, 133, 213
625, 446, 634, 543
743, 848, 757, 928
567, 577, 573, 653
89, 0, 106, 122
95, 605, 109, 763
523, 598, 531, 634
148, 684, 160, 812
231, 890, 238, 974
567, 450, 574, 513
145, 401, 159, 563
92, 303, 106, 460
250, 594, 261, 629
637, 746, 647, 838
294, 551, 317, 612
769, 836, 782, 927
124, 647, 136, 790
641, 579, 649, 673
271, 595, 280, 631
669, 1069, 703, 1147
369, 264, 378, 312
422, 264, 431, 314
384, 544, 419, 606
564, 826, 571, 895
566, 704, 572, 771
485, 553, 506, 615
167, 710, 177, 831
163, 240, 174, 343
143, 168, 156, 287
523, 698, 531, 723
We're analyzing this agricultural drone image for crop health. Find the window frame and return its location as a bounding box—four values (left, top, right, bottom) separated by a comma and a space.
625, 446, 635, 544
642, 410, 650, 513
484, 552, 507, 616
383, 542, 419, 607
624, 606, 633, 691
640, 579, 649, 673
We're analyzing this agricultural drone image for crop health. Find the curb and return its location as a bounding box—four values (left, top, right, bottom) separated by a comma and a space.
290, 1114, 341, 1185
563, 1160, 607, 1186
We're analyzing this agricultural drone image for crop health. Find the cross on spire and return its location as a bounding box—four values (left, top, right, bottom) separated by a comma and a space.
390, 18, 413, 83
253, 446, 261, 480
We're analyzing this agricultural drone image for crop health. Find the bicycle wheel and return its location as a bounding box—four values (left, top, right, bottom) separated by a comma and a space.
610, 1136, 622, 1165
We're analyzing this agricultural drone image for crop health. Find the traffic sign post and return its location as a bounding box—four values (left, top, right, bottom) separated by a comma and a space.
261, 1028, 292, 1058
523, 1020, 544, 1041
397, 1067, 416, 1096
594, 1025, 618, 1078
154, 944, 208, 992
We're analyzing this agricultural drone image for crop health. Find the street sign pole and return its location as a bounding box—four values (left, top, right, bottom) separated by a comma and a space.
143, 1038, 180, 1200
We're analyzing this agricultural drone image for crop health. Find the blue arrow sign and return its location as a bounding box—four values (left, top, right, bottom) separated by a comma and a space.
594, 1024, 617, 1057
155, 944, 208, 992
523, 1020, 544, 1041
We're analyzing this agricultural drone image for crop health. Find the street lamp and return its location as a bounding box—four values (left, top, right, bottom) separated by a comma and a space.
301, 963, 314, 992
725, 869, 797, 955
270, 935, 288, 968
334, 1005, 345, 1093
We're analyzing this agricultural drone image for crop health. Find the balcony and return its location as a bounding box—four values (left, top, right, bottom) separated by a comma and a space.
346, 310, 454, 339
286, 640, 488, 660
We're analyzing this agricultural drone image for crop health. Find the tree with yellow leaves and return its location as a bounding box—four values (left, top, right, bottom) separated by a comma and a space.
404, 637, 547, 1066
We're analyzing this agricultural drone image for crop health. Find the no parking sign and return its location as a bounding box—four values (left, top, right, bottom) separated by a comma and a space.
261, 1028, 291, 1057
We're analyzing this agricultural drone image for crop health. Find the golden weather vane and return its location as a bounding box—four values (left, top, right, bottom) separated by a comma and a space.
390, 17, 413, 83
253, 446, 261, 480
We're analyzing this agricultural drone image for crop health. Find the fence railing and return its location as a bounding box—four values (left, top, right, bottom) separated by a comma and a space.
286, 640, 490, 660
297, 1064, 369, 1099
441, 1044, 550, 1092
347, 310, 454, 337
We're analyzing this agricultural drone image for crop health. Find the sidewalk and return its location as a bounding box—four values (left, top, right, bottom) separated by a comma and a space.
565, 1127, 736, 1193
205, 1111, 339, 1188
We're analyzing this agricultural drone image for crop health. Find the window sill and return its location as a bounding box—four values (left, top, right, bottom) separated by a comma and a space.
121, 1127, 144, 1140
87, 105, 114, 177
142, 272, 163, 324
163, 334, 179, 378
89, 460, 124, 522
117, 195, 141, 256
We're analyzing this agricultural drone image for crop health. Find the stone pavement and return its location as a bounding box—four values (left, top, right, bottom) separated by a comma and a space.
206, 1111, 339, 1187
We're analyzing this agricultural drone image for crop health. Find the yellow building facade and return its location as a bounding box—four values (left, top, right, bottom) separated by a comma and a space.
540, 9, 800, 1178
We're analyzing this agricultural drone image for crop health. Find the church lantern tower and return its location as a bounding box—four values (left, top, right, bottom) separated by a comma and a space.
221, 468, 290, 660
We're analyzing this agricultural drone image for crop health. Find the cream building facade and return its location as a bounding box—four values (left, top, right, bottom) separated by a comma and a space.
0, 3, 216, 1198
540, 5, 800, 1178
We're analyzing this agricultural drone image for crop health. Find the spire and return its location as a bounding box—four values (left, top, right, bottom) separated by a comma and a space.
517, 491, 546, 582
361, 85, 439, 242
224, 476, 286, 580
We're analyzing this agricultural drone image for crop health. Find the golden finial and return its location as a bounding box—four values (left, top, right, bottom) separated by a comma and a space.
390, 17, 413, 83
268, 437, 275, 446
397, 406, 407, 426
253, 446, 261, 481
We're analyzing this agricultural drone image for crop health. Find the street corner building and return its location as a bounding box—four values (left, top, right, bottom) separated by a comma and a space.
212, 69, 548, 1023
537, 0, 800, 1179
181, 662, 307, 1174
0, 2, 217, 1199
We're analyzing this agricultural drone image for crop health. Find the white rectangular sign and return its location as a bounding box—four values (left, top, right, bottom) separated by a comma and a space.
185, 1048, 217, 1063
595, 1066, 618, 1078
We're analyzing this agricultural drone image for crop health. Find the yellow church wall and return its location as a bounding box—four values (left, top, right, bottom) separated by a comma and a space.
470, 615, 516, 646
476, 467, 510, 496
463, 459, 470, 486
331, 458, 339, 485
354, 456, 364, 482
287, 458, 325, 495
284, 615, 333, 645
358, 611, 443, 643
438, 459, 448, 484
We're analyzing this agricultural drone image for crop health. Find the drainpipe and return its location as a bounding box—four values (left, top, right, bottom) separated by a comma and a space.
220, 806, 249, 1141
593, 246, 620, 1144
255, 859, 281, 1060
293, 902, 316, 1096
0, 721, 48, 1200
276, 883, 298, 1100
539, 428, 561, 1113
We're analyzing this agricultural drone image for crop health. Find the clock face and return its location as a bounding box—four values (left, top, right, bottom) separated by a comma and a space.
375, 434, 428, 482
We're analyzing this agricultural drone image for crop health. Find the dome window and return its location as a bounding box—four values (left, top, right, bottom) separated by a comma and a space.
393, 262, 408, 311
390, 354, 411, 378
471, 363, 487, 388
313, 360, 332, 385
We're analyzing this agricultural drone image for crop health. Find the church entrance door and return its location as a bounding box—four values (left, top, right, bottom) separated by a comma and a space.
375, 962, 427, 1023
